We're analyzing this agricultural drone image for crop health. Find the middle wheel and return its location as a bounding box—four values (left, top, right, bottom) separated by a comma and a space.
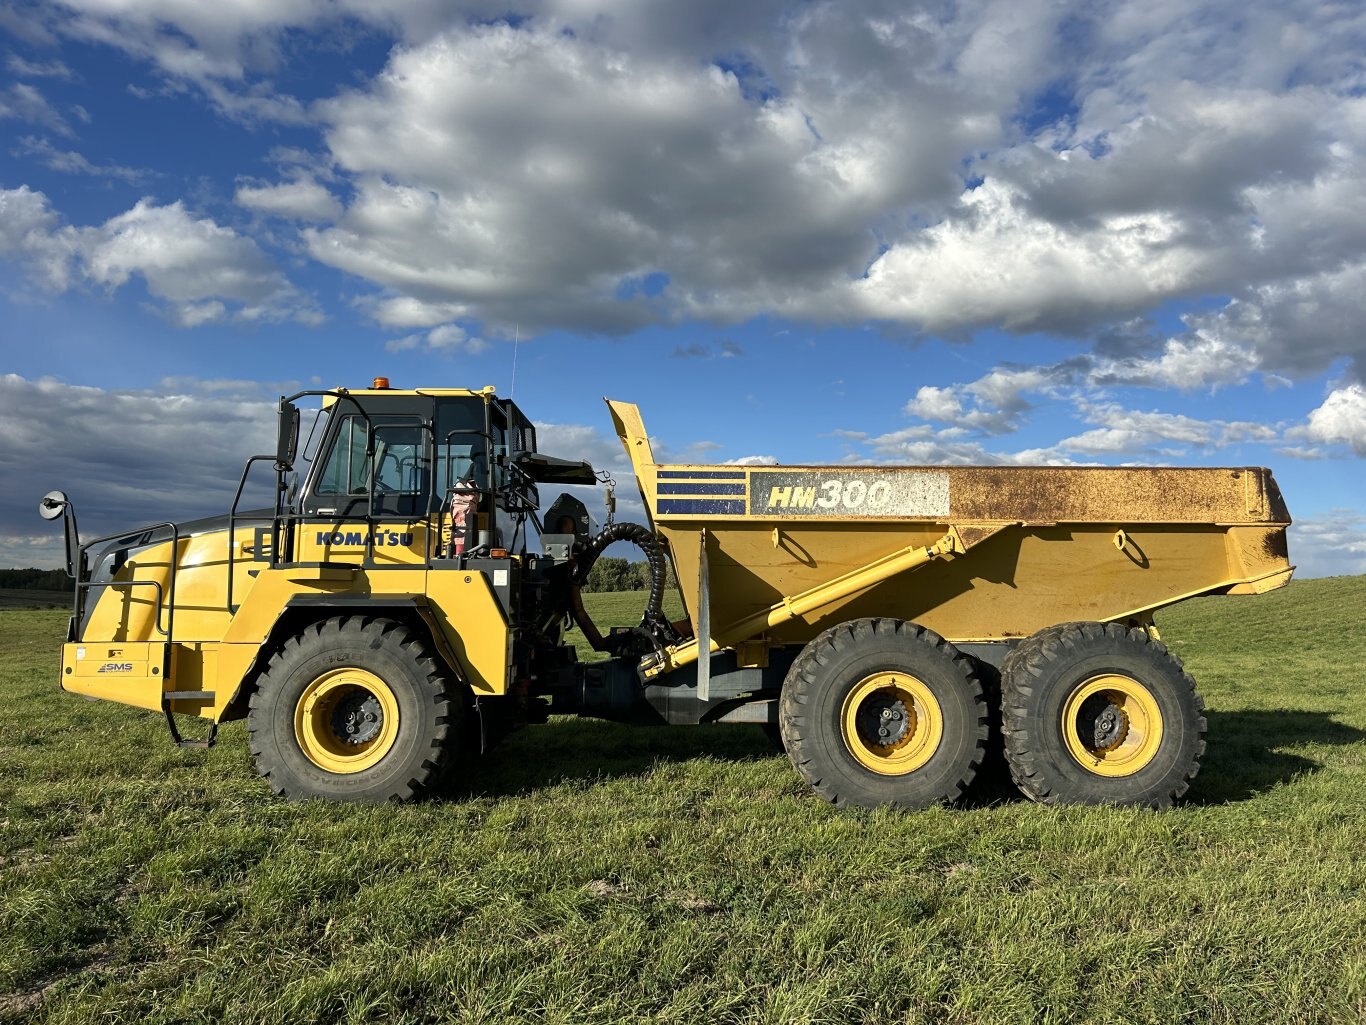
779, 618, 987, 809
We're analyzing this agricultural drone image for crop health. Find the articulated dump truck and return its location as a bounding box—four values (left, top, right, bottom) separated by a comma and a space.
40, 382, 1293, 809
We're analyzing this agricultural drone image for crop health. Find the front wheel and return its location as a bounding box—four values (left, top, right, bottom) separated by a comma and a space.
1001, 622, 1205, 808
779, 619, 987, 809
248, 616, 463, 802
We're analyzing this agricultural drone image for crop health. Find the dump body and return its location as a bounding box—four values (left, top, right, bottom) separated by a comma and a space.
609, 402, 1293, 658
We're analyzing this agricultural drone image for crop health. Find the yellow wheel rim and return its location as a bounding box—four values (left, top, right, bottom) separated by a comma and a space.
293, 667, 400, 774
1061, 674, 1163, 777
840, 671, 943, 776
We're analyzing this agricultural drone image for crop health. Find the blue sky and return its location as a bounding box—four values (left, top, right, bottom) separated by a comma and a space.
0, 1, 1363, 576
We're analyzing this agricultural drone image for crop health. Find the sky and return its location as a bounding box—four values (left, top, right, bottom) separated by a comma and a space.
0, 0, 1363, 577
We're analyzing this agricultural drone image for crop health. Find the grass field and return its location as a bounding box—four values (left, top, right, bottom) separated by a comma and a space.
2, 577, 1365, 1023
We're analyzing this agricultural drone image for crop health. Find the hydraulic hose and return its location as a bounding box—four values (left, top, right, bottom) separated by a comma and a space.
571, 522, 676, 650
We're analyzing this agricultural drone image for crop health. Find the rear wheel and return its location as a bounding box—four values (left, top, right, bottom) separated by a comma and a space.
248, 616, 462, 802
779, 619, 986, 809
1001, 621, 1205, 808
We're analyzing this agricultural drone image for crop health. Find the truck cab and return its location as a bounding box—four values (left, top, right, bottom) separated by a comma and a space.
44, 382, 607, 783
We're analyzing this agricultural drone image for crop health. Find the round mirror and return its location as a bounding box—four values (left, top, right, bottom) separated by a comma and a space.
39, 490, 68, 521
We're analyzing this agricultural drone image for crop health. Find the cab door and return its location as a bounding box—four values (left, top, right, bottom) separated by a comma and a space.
297, 413, 437, 566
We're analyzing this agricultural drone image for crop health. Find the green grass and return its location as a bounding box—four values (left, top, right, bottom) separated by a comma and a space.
2, 578, 1365, 1024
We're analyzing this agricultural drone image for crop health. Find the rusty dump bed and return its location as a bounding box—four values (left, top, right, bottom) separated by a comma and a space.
608, 401, 1293, 651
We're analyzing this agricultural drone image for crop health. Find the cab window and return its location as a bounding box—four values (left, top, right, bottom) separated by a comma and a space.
313, 416, 429, 514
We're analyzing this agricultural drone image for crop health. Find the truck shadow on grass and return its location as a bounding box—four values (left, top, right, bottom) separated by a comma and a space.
438, 709, 1365, 807
440, 720, 782, 800
1184, 708, 1366, 804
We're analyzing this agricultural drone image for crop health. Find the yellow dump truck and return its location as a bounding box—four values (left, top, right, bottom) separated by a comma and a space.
40, 382, 1293, 809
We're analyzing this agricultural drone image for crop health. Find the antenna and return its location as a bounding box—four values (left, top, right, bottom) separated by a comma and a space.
509, 323, 520, 402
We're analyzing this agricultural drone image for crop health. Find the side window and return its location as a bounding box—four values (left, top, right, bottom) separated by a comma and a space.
433, 398, 490, 496
374, 426, 426, 493
314, 417, 428, 509
317, 416, 370, 495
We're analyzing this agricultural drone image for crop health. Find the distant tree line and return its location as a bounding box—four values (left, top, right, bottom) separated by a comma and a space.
0, 568, 70, 590
580, 556, 677, 593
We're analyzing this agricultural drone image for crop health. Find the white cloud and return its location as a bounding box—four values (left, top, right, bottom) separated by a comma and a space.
0, 374, 280, 555
1172, 264, 1366, 381
723, 455, 779, 466
367, 295, 470, 329
13, 1, 1366, 385
384, 323, 488, 355
235, 176, 342, 221
901, 364, 1071, 436
0, 534, 66, 570
854, 178, 1203, 334
1288, 511, 1366, 578
905, 386, 962, 422
862, 424, 1078, 466
14, 135, 148, 183
47, 0, 333, 115
0, 184, 78, 290
1094, 335, 1263, 392
6, 56, 74, 79
1287, 384, 1366, 456
0, 186, 320, 326
0, 82, 74, 136
1057, 405, 1222, 455
301, 16, 996, 333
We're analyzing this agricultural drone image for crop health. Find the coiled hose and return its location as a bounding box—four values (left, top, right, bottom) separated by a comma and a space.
570, 522, 677, 653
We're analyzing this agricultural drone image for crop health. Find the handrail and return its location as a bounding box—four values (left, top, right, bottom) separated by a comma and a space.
77, 520, 181, 641
226, 455, 276, 611
76, 579, 167, 636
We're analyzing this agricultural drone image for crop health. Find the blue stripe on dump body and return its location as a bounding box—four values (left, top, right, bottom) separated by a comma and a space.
657, 483, 746, 496
656, 499, 747, 516
657, 470, 747, 480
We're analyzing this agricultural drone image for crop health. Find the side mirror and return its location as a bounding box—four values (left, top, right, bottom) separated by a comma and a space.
39, 490, 68, 520
276, 400, 300, 470
38, 490, 80, 578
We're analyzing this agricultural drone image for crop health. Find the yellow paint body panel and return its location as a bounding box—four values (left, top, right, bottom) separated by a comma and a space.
607, 400, 1294, 653
70, 514, 512, 722
61, 641, 167, 711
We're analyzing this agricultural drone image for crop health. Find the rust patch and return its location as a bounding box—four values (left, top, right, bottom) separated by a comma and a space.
1263, 470, 1292, 524
945, 466, 1280, 525
1262, 528, 1289, 560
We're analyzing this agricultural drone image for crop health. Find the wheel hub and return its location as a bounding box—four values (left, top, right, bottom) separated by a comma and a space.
1078, 693, 1129, 752
332, 692, 384, 745
294, 667, 402, 775
1060, 673, 1165, 778
856, 696, 912, 749
839, 671, 943, 777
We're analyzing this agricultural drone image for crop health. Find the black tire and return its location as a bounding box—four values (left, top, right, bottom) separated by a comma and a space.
960, 652, 1014, 802
779, 619, 987, 810
248, 616, 462, 802
1001, 621, 1205, 808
